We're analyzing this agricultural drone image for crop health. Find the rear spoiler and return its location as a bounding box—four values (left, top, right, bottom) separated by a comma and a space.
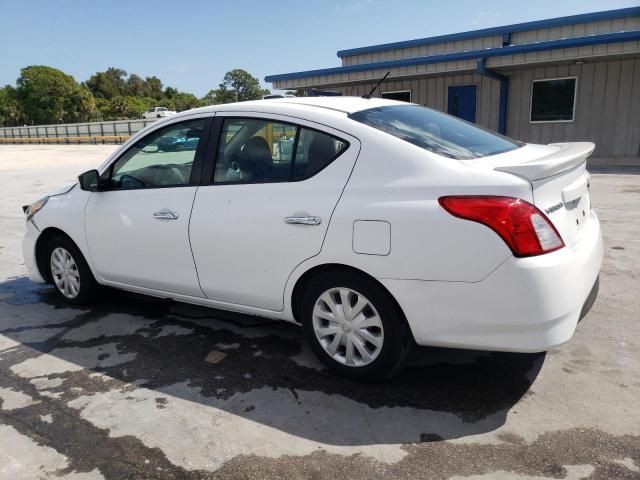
495, 142, 594, 181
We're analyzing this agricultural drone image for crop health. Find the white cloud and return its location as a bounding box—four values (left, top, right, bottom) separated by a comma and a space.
334, 0, 373, 12
168, 63, 195, 74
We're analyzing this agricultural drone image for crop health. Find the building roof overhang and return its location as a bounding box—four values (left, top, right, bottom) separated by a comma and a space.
265, 30, 640, 84
335, 6, 640, 58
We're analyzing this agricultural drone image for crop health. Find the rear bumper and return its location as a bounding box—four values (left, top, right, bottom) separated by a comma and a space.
381, 211, 603, 352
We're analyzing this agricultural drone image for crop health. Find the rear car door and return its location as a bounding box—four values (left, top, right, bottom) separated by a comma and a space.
84, 116, 212, 297
189, 113, 360, 311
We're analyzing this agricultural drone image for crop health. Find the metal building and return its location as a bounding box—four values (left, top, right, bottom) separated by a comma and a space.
265, 7, 640, 162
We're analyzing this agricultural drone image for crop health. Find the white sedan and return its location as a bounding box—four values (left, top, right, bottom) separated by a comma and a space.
22, 97, 603, 380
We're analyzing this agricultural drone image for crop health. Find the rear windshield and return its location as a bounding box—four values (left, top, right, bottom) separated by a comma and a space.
349, 104, 521, 160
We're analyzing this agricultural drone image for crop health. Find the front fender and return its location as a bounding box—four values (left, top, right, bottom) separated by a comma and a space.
28, 186, 100, 282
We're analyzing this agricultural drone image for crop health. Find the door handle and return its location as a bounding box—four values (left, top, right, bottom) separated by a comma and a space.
284, 216, 321, 226
153, 210, 179, 220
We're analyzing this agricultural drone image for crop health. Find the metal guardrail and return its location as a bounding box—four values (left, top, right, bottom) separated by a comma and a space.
0, 119, 157, 144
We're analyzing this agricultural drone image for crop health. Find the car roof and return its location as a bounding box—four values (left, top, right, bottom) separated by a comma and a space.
262, 96, 405, 113
179, 96, 408, 118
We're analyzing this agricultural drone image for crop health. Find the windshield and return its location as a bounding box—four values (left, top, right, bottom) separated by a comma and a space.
349, 104, 521, 160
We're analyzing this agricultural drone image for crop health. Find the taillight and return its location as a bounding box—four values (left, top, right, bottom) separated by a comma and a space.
438, 196, 564, 257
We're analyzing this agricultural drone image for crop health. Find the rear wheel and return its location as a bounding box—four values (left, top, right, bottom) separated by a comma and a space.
300, 270, 413, 381
47, 235, 99, 305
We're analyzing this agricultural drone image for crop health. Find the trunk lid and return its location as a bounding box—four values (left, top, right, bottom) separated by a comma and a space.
463, 142, 595, 248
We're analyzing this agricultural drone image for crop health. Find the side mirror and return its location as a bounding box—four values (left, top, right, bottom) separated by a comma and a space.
78, 169, 101, 192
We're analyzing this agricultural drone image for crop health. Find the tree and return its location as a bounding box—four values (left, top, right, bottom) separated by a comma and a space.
85, 67, 128, 99
16, 66, 95, 124
0, 85, 23, 126
164, 86, 178, 100
205, 69, 269, 104
126, 74, 149, 97
3, 65, 268, 124
145, 76, 163, 100
201, 88, 236, 105
171, 92, 202, 111
67, 85, 96, 122
109, 96, 129, 119
123, 96, 150, 119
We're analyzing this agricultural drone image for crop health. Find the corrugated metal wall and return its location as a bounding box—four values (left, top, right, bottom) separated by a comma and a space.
333, 74, 502, 133
506, 57, 640, 158
341, 35, 503, 66
339, 15, 640, 68
309, 57, 640, 159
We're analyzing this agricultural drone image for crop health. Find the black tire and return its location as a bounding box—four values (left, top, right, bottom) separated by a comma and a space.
300, 270, 413, 381
46, 235, 99, 305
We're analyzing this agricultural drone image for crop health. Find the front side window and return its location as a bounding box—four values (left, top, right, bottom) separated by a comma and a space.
530, 78, 576, 122
349, 104, 520, 160
109, 119, 204, 189
213, 118, 347, 184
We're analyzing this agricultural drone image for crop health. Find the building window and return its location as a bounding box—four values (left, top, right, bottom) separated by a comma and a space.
381, 90, 411, 102
530, 77, 577, 123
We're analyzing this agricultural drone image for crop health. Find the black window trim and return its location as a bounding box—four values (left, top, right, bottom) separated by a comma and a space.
205, 115, 351, 186
529, 76, 578, 124
99, 116, 214, 192
381, 90, 412, 102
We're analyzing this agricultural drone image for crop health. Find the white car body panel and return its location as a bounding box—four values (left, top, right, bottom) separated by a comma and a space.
23, 186, 94, 283
381, 211, 602, 352
85, 187, 203, 297
189, 112, 361, 311
22, 97, 603, 353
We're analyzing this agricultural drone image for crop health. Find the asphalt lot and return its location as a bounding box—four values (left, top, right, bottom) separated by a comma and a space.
0, 145, 639, 480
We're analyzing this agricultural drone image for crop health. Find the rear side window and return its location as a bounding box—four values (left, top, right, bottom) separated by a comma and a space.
213, 118, 348, 184
349, 105, 520, 160
292, 128, 348, 180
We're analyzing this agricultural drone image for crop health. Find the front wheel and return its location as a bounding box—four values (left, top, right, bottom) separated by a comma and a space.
47, 236, 99, 305
300, 271, 413, 381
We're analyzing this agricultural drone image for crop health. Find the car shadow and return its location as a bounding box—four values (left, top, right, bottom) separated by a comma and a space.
588, 165, 640, 175
0, 276, 545, 446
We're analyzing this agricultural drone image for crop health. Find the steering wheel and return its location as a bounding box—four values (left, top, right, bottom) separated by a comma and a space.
119, 174, 146, 188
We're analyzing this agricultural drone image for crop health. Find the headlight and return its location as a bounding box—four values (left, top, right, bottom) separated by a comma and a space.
23, 196, 49, 221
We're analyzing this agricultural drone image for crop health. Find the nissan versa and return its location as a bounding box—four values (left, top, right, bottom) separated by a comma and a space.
22, 97, 603, 380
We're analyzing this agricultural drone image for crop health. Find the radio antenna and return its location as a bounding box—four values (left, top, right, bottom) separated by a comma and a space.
363, 71, 390, 99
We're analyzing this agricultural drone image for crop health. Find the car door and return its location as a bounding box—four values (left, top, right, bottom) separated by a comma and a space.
84, 116, 212, 297
189, 114, 360, 311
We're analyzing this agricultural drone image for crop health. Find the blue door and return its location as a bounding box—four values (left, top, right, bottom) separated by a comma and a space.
448, 85, 477, 123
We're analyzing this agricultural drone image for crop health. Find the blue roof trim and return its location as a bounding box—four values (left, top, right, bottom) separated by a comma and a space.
265, 30, 640, 83
336, 7, 640, 58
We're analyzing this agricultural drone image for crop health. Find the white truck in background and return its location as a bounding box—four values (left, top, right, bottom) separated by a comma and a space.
143, 107, 176, 119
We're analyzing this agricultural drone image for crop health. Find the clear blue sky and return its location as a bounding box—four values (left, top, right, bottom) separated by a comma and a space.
0, 0, 635, 96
